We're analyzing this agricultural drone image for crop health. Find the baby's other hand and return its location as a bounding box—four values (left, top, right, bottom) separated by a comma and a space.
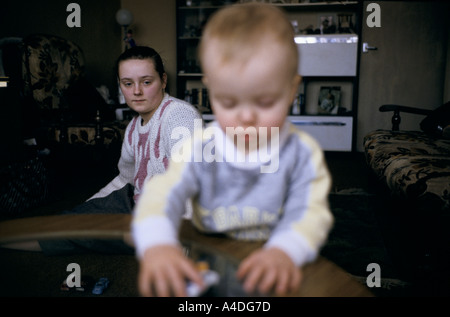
236, 247, 302, 296
138, 245, 203, 297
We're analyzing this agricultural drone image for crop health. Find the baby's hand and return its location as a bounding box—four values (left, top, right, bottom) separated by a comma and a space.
138, 245, 203, 297
236, 247, 302, 296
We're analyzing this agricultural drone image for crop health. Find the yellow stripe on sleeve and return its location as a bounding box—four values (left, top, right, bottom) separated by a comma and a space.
290, 126, 334, 250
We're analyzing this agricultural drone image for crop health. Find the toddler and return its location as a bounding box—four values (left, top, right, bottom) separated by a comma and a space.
132, 3, 333, 297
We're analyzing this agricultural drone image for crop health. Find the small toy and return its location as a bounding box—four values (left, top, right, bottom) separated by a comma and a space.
186, 261, 220, 297
92, 277, 110, 295
124, 30, 136, 49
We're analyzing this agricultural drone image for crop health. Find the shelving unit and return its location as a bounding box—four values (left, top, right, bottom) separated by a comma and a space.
175, 0, 362, 151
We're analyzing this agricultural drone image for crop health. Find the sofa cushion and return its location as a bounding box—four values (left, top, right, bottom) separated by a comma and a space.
364, 129, 450, 211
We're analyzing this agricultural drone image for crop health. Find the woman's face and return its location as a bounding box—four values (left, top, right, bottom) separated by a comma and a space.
118, 58, 167, 125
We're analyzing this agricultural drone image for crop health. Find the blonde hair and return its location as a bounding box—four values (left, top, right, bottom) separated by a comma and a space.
199, 3, 298, 75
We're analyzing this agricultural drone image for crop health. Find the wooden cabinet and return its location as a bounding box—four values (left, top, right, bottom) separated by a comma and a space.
175, 0, 362, 151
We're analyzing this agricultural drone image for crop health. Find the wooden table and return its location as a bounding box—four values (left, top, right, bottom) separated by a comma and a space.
0, 214, 373, 297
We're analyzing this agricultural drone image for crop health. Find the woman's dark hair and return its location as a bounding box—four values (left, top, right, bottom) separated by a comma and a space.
116, 46, 165, 79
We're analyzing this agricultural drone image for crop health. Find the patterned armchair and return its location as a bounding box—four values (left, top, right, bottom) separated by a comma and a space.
363, 102, 450, 290
0, 34, 126, 215
23, 34, 84, 113
21, 34, 123, 150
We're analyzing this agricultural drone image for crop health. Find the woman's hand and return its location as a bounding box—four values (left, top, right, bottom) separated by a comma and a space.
138, 244, 204, 297
236, 247, 302, 296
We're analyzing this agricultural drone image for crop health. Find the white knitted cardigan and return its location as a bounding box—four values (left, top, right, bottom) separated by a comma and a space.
89, 93, 201, 202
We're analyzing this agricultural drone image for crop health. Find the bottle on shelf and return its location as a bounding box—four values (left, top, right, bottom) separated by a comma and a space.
290, 93, 305, 116
184, 88, 211, 114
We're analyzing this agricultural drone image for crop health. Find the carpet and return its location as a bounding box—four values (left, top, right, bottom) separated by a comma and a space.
320, 188, 413, 297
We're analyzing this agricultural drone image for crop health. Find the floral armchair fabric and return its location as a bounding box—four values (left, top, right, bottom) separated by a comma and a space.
20, 34, 123, 148
22, 34, 85, 112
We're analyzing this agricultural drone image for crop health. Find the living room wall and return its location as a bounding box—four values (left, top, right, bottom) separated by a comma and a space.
120, 0, 177, 96
2, 0, 448, 152
1, 0, 122, 100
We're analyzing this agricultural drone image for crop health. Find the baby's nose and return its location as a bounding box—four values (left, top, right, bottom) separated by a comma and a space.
238, 106, 256, 124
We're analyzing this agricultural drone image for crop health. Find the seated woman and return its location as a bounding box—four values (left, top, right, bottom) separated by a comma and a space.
3, 46, 202, 254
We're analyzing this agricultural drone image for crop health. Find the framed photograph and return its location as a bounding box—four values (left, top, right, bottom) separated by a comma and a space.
318, 13, 337, 34
318, 86, 341, 115
338, 12, 355, 33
